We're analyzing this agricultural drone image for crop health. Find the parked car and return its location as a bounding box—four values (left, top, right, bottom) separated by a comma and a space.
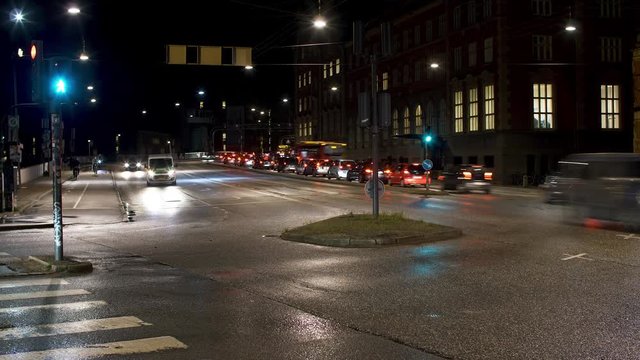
388, 163, 428, 187
327, 159, 356, 180
441, 164, 492, 193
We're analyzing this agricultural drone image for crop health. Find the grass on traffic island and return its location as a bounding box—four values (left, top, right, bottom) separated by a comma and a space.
281, 212, 461, 248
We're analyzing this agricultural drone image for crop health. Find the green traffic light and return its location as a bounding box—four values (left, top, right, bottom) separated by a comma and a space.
424, 134, 432, 143
54, 78, 66, 94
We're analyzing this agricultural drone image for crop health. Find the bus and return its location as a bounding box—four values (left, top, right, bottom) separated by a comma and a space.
294, 141, 347, 160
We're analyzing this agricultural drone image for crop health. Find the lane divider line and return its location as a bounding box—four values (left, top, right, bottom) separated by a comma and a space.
72, 183, 90, 209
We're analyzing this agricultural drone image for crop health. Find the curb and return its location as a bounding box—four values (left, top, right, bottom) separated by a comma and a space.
28, 255, 93, 274
281, 228, 462, 248
0, 222, 53, 232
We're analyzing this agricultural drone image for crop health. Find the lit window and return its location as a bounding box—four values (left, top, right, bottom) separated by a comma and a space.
329, 61, 334, 76
403, 30, 409, 50
484, 37, 493, 63
298, 98, 302, 113
303, 73, 307, 86
335, 59, 340, 74
403, 107, 411, 134
600, 37, 622, 62
299, 123, 303, 137
454, 90, 464, 133
532, 35, 553, 61
392, 109, 399, 136
532, 0, 552, 16
415, 105, 423, 133
308, 122, 313, 136
323, 64, 327, 78
308, 71, 312, 85
382, 72, 389, 90
484, 84, 495, 130
533, 83, 553, 129
469, 88, 479, 131
600, 85, 620, 129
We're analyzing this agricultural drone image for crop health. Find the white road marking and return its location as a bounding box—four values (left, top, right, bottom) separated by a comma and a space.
0, 252, 9, 256
0, 278, 69, 289
0, 336, 187, 360
0, 300, 107, 314
561, 253, 593, 261
616, 233, 640, 240
0, 289, 90, 301
72, 183, 90, 209
0, 316, 151, 341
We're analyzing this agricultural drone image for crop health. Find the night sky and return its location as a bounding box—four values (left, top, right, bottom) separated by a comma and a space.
1, 0, 411, 154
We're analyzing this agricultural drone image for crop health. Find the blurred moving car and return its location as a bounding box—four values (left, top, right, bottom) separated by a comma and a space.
388, 163, 428, 187
327, 159, 356, 180
441, 164, 492, 193
559, 153, 640, 228
539, 171, 565, 203
314, 159, 333, 177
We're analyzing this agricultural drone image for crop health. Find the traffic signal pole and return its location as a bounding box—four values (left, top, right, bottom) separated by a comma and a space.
370, 54, 380, 218
51, 108, 63, 261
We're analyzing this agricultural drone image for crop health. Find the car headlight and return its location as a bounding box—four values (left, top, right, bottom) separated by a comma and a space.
97, 159, 102, 164
124, 162, 130, 168
168, 170, 175, 176
136, 162, 142, 168
147, 170, 155, 177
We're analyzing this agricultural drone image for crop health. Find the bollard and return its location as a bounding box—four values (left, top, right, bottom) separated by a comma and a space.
522, 174, 528, 187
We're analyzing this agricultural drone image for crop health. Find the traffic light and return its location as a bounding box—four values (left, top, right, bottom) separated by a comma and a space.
30, 40, 44, 102
423, 126, 433, 144
53, 77, 67, 95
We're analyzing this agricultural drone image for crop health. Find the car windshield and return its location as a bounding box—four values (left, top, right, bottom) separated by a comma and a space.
149, 158, 172, 169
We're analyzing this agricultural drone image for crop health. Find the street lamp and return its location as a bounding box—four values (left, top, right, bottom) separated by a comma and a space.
174, 102, 181, 107
90, 98, 96, 103
197, 90, 205, 96
282, 98, 289, 103
10, 9, 24, 23
87, 85, 94, 90
244, 65, 254, 70
87, 139, 92, 155
167, 140, 172, 155
142, 109, 147, 115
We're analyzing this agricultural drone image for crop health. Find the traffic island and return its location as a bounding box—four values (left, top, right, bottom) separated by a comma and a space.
281, 213, 462, 248
28, 255, 93, 274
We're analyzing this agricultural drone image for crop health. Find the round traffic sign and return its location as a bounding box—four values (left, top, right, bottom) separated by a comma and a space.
422, 159, 433, 171
365, 179, 385, 199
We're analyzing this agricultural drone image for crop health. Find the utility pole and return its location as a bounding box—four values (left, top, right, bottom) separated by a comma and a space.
370, 54, 380, 217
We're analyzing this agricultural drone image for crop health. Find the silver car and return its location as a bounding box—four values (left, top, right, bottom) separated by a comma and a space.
327, 160, 356, 180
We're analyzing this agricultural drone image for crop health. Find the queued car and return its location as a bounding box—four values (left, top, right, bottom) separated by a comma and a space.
388, 163, 428, 187
441, 164, 492, 193
275, 157, 297, 173
294, 159, 314, 175
327, 159, 356, 180
313, 159, 333, 177
347, 162, 390, 184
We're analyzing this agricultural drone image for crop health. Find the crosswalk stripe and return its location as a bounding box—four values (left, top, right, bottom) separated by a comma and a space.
0, 289, 89, 301
0, 336, 187, 359
0, 279, 69, 289
0, 300, 107, 315
0, 253, 9, 256
0, 316, 151, 341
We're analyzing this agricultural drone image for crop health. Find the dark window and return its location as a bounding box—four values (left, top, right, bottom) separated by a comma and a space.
454, 156, 463, 165
484, 155, 494, 168
468, 156, 478, 164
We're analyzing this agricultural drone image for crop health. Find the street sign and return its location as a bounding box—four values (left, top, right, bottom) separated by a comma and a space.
422, 159, 433, 171
365, 179, 385, 199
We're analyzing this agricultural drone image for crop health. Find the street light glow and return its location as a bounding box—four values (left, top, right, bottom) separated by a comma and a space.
330, 86, 338, 91
87, 85, 94, 90
142, 110, 147, 114
244, 65, 254, 70
565, 25, 577, 31
313, 16, 327, 28
17, 48, 24, 58
10, 10, 24, 23
79, 52, 89, 61
430, 63, 440, 69
282, 98, 289, 103
251, 108, 256, 112
175, 102, 181, 107
68, 7, 81, 15
198, 90, 205, 96
260, 111, 265, 115
90, 98, 97, 103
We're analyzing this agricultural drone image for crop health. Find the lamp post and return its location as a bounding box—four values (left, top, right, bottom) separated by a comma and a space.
87, 139, 91, 156
167, 140, 172, 155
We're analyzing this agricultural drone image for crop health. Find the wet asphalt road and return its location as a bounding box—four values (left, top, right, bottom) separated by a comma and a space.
2, 162, 640, 359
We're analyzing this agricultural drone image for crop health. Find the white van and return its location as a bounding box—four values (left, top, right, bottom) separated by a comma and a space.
146, 154, 176, 186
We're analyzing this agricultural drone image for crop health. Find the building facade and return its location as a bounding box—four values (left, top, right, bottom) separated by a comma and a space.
295, 0, 638, 184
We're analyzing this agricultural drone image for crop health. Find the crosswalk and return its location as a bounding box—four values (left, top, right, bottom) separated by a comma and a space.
0, 276, 187, 359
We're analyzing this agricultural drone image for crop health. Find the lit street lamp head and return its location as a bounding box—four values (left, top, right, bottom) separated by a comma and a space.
79, 52, 89, 61
244, 65, 254, 70
430, 63, 440, 69
68, 7, 81, 15
565, 25, 577, 31
313, 16, 327, 29
90, 98, 97, 103
282, 98, 288, 103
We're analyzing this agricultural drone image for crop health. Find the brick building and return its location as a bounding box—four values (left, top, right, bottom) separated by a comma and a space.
294, 0, 638, 184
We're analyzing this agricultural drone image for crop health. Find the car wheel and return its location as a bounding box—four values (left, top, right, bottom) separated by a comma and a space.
400, 179, 405, 187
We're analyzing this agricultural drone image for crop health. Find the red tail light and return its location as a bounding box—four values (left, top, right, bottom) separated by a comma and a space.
463, 171, 472, 180
403, 170, 410, 175
384, 170, 391, 174
339, 166, 343, 170
484, 172, 493, 181
365, 169, 372, 173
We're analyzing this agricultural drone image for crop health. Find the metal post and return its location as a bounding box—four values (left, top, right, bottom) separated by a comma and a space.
370, 54, 379, 217
51, 112, 63, 261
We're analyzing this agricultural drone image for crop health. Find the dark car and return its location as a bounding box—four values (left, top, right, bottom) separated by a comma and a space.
441, 164, 492, 193
347, 163, 390, 184
275, 157, 297, 173
123, 160, 144, 172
